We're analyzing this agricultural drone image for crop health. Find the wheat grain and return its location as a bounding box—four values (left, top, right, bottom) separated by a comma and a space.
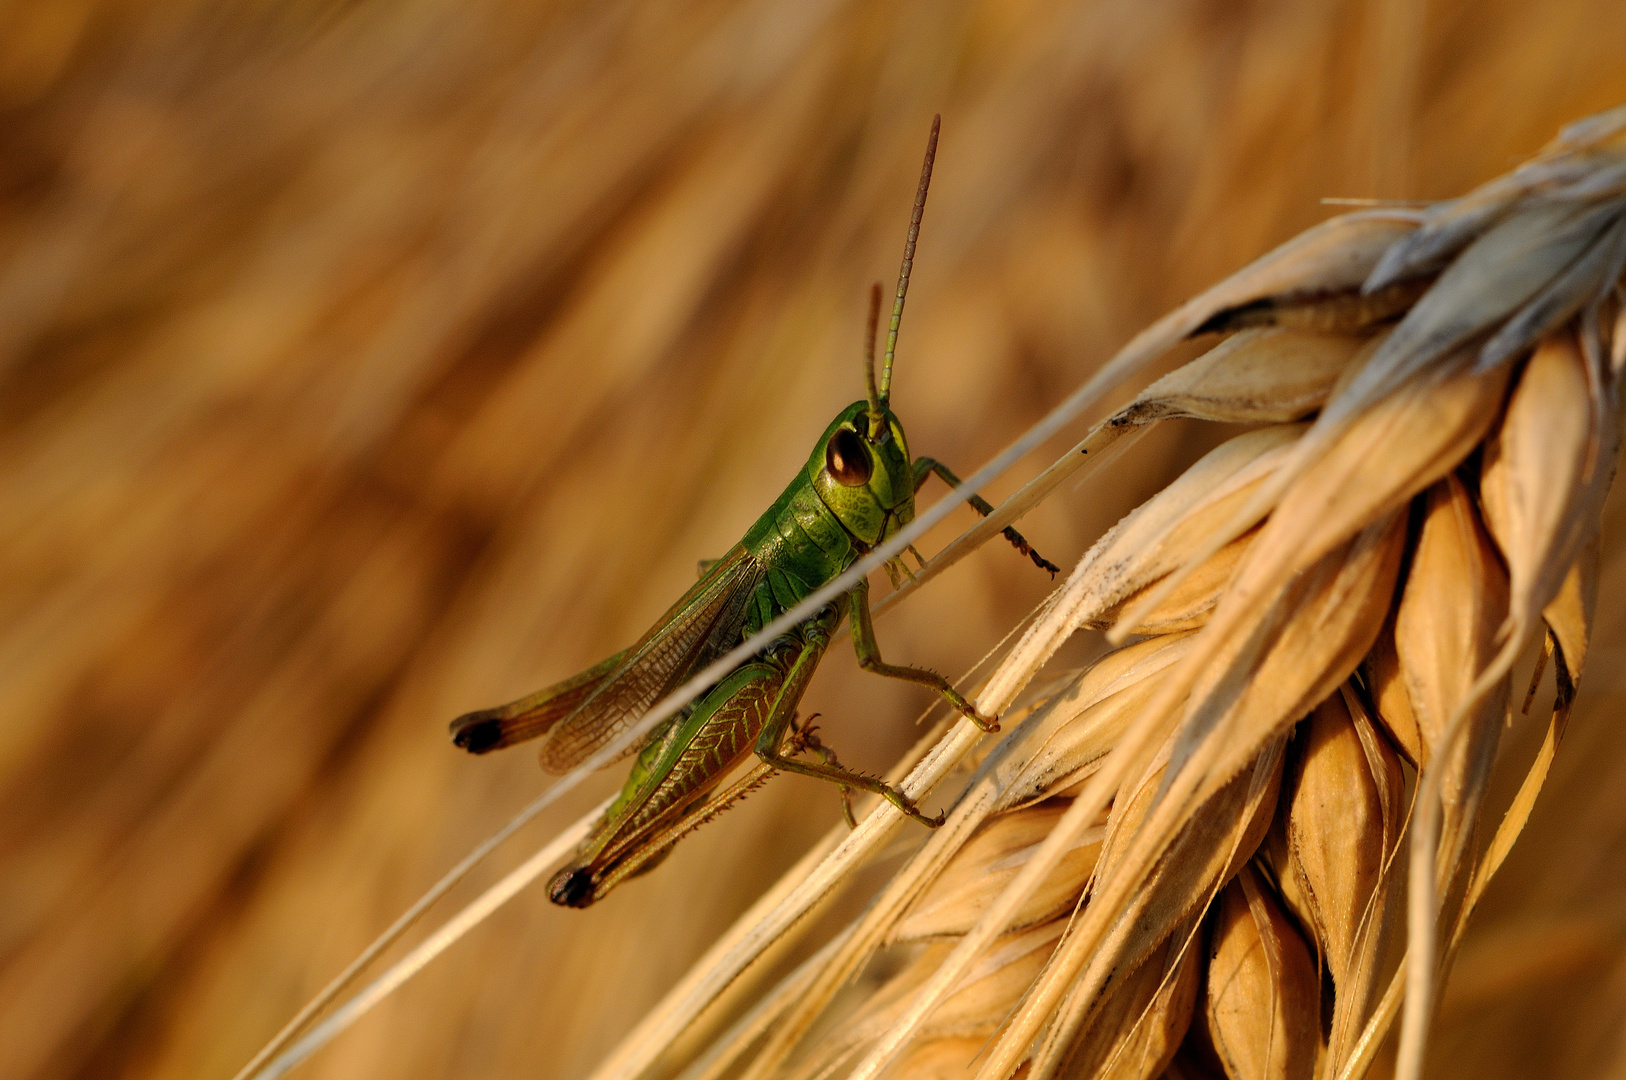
1202, 866, 1322, 1080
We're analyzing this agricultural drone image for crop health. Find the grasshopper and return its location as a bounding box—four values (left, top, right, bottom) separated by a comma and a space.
449, 119, 1057, 908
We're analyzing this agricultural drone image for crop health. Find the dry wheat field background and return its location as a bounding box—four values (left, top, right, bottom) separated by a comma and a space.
5, 2, 1626, 1080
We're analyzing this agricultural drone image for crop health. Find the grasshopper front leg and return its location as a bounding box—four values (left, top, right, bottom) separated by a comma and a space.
912, 457, 1060, 576
848, 576, 999, 732
755, 606, 944, 827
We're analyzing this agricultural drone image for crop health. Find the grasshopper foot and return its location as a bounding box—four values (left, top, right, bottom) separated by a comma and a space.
876, 783, 944, 827
953, 700, 999, 733
1000, 525, 1060, 578
938, 686, 999, 733
962, 707, 1000, 733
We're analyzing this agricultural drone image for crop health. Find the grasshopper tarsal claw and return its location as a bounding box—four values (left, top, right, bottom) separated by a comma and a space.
788, 716, 858, 829
967, 709, 1000, 734
880, 785, 944, 828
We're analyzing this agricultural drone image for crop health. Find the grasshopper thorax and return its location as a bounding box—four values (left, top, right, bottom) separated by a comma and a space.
806, 400, 914, 547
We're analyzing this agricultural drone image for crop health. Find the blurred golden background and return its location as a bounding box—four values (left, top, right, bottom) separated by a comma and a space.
3, 2, 1625, 1079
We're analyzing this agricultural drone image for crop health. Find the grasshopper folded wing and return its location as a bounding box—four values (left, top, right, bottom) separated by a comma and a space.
451, 545, 766, 772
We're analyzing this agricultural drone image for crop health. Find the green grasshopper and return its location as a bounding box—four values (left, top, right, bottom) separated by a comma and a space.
449, 119, 1056, 908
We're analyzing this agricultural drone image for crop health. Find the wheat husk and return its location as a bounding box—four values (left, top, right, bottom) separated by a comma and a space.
1542, 537, 1601, 679
1387, 476, 1511, 1080
1364, 106, 1626, 292
781, 921, 1066, 1080
890, 801, 1104, 941
1276, 688, 1405, 1074
735, 635, 1188, 1080
886, 1038, 991, 1080
1089, 529, 1256, 636
758, 107, 1624, 1080
1047, 913, 1204, 1080
1280, 691, 1403, 984
969, 732, 1287, 1080
994, 633, 1199, 813
836, 494, 1400, 1080
1480, 330, 1600, 644
1203, 867, 1322, 1080
583, 108, 1623, 1080
1068, 424, 1305, 633
890, 326, 1362, 612
1110, 336, 1509, 657
1363, 611, 1425, 767
1344, 193, 1621, 409
1392, 475, 1509, 870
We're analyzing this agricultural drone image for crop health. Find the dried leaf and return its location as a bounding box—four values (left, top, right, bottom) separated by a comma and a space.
1342, 198, 1622, 410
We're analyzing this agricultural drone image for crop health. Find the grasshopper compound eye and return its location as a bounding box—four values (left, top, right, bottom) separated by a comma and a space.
826, 427, 872, 486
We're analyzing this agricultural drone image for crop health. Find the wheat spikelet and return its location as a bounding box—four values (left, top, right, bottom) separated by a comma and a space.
587, 103, 1626, 1080
1199, 867, 1322, 1080
1268, 687, 1404, 1075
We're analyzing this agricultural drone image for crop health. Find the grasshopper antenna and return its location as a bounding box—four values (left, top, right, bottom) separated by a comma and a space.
877, 113, 939, 425
863, 282, 884, 429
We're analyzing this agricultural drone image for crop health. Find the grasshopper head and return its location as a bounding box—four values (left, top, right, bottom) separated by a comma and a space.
807, 400, 914, 547
810, 115, 940, 548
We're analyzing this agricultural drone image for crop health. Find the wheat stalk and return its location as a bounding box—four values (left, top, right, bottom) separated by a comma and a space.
595, 102, 1626, 1080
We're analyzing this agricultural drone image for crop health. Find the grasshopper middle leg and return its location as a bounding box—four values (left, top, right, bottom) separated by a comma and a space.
849, 577, 999, 732
754, 606, 944, 828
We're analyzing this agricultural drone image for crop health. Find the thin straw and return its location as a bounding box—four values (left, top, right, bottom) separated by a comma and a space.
230, 788, 611, 1080
248, 797, 609, 1080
